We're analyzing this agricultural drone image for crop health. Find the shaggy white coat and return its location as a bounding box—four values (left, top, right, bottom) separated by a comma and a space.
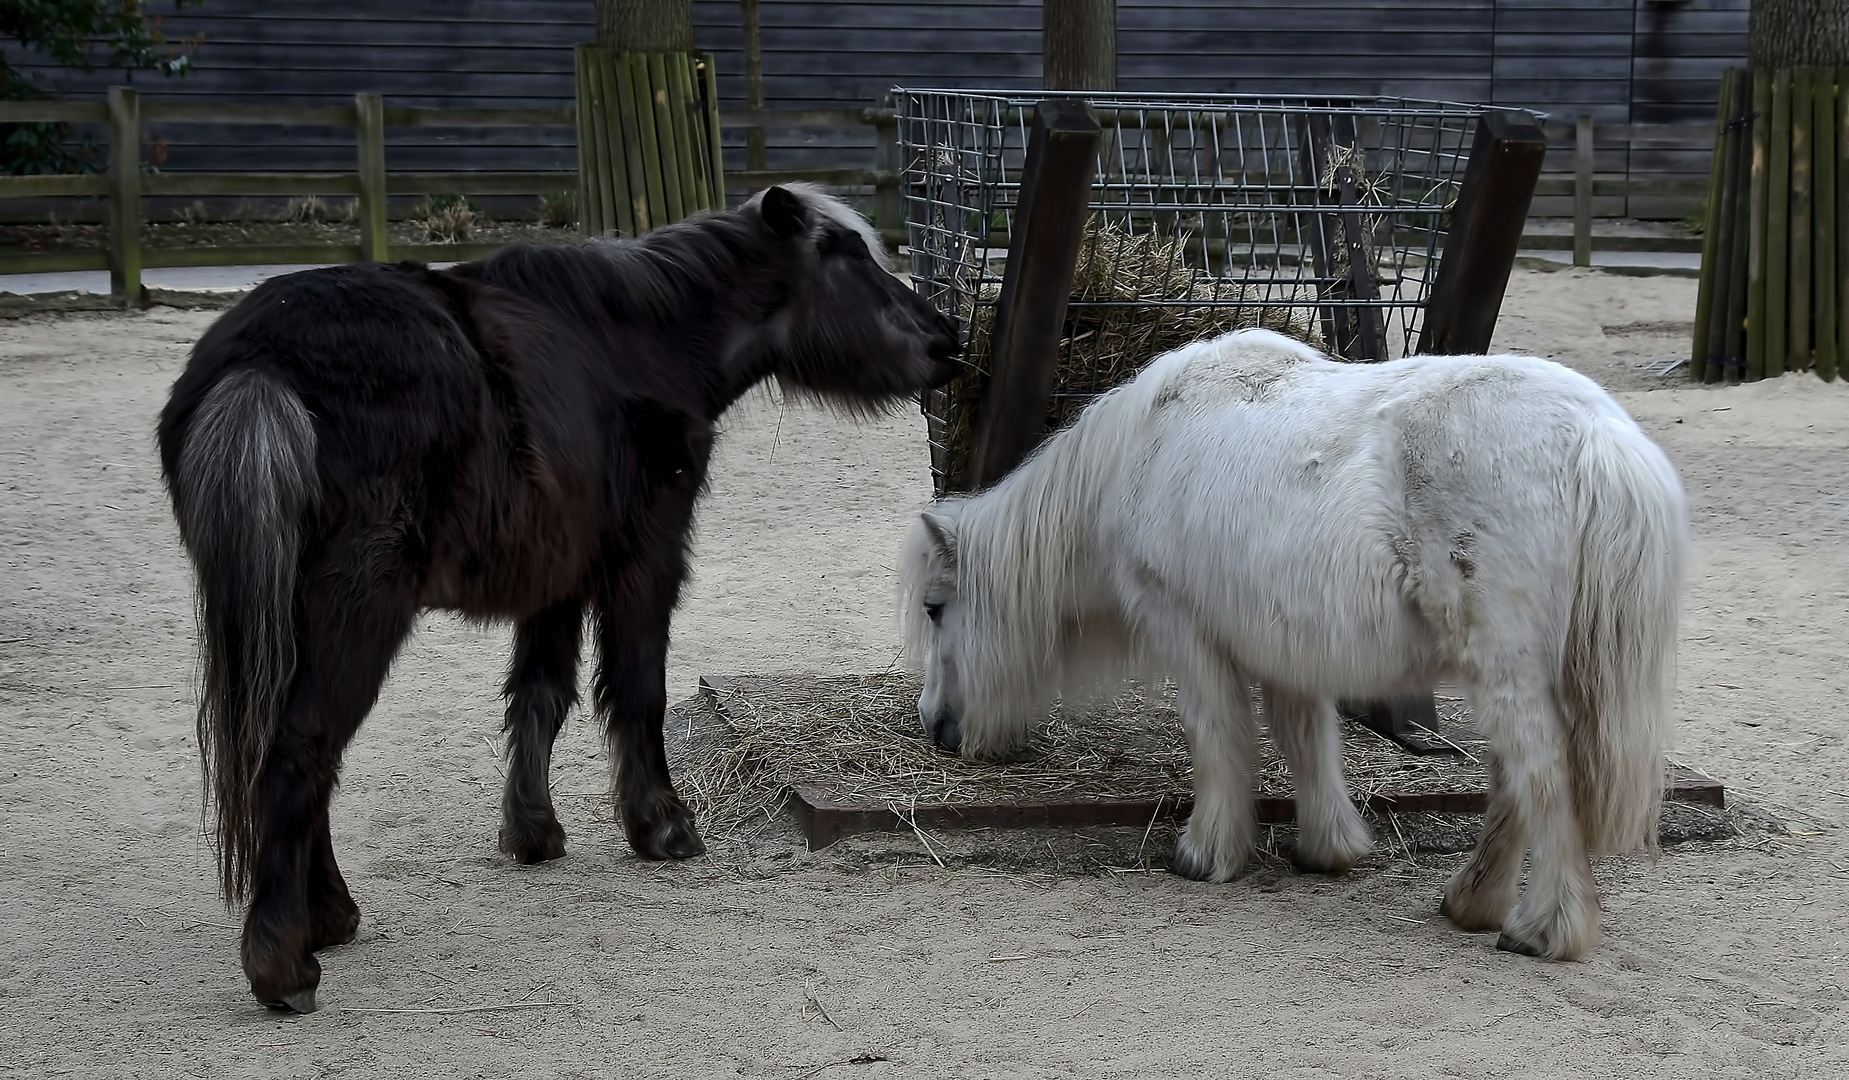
902, 328, 1688, 960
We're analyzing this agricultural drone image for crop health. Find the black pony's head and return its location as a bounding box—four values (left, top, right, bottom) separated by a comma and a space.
745, 184, 961, 407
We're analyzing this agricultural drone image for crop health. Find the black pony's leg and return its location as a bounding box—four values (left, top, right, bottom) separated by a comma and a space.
499, 600, 584, 864
595, 559, 704, 862
242, 539, 419, 1014
306, 807, 359, 951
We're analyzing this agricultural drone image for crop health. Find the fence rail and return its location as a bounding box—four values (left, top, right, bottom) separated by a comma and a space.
3, 94, 1705, 302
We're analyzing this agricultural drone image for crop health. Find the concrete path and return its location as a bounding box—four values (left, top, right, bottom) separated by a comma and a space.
0, 261, 459, 297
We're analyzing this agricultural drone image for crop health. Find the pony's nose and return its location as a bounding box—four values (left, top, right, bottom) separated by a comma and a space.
929, 712, 962, 754
934, 313, 962, 352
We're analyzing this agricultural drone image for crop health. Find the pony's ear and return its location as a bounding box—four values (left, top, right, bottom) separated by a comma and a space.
920, 511, 958, 563
760, 185, 808, 239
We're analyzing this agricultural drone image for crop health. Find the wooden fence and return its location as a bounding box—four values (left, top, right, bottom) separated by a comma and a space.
2, 91, 1708, 303
1690, 66, 1848, 383
0, 90, 900, 303
1534, 117, 1711, 265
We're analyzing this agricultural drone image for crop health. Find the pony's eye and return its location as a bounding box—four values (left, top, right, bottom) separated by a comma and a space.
924, 602, 944, 622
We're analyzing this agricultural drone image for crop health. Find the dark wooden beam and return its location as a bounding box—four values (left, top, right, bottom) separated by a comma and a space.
966, 98, 1102, 490
1416, 109, 1549, 356
1299, 113, 1385, 361
788, 767, 1727, 850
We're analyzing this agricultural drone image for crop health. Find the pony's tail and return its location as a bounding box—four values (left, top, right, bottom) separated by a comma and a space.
1561, 414, 1687, 856
171, 369, 319, 903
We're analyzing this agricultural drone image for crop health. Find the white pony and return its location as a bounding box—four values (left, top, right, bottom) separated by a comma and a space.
901, 328, 1687, 960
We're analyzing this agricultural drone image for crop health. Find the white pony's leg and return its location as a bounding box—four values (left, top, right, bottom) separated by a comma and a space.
1115, 571, 1256, 881
1264, 687, 1373, 873
1440, 751, 1524, 931
1467, 677, 1602, 960
1171, 665, 1258, 883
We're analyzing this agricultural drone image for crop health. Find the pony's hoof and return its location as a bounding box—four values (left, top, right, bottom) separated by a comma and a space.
1440, 869, 1516, 933
624, 796, 706, 861
1494, 931, 1545, 958
245, 922, 322, 1014
1168, 836, 1238, 883
309, 898, 361, 952
1492, 908, 1598, 961
247, 954, 321, 1014
500, 815, 568, 865
1290, 850, 1358, 876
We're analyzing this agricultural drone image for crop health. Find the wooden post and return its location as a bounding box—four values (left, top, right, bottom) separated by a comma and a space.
1767, 68, 1793, 377
1701, 70, 1746, 382
1840, 66, 1849, 371
608, 52, 648, 231
1721, 72, 1754, 382
1790, 66, 1814, 372
645, 54, 686, 223
575, 44, 604, 236
355, 92, 389, 262
1415, 110, 1548, 357
106, 86, 142, 307
1813, 72, 1838, 381
1748, 70, 1771, 381
740, 0, 766, 172
1692, 69, 1735, 381
1574, 114, 1594, 267
966, 99, 1102, 490
873, 93, 901, 241
1300, 114, 1384, 361
699, 53, 726, 211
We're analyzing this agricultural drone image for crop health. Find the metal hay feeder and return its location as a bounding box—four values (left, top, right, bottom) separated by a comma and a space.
894, 88, 1545, 497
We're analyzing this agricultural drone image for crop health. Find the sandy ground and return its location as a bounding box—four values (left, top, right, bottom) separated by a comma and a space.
2, 266, 1846, 1078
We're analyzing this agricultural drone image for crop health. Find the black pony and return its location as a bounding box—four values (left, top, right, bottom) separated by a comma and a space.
157, 184, 959, 1012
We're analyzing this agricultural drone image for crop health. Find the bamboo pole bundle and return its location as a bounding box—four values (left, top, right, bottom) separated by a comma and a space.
1694, 66, 1845, 383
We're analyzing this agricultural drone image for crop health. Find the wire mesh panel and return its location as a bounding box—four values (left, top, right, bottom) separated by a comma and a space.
896, 88, 1508, 495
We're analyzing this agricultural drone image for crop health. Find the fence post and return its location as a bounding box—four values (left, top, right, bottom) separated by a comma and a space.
1416, 110, 1548, 356
966, 99, 1101, 490
1747, 70, 1771, 382
106, 86, 142, 307
741, 0, 766, 172
1812, 71, 1837, 382
355, 93, 389, 262
872, 93, 901, 247
1573, 114, 1593, 267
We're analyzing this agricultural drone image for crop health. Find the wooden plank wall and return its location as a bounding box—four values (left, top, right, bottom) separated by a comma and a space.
1, 0, 593, 175
2, 0, 1746, 217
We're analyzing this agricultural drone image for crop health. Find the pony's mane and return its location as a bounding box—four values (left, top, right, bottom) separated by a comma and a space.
467, 184, 882, 330
749, 181, 892, 271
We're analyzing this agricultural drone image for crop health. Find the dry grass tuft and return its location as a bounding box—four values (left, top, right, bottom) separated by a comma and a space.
539, 189, 578, 229
282, 195, 330, 225
420, 195, 477, 243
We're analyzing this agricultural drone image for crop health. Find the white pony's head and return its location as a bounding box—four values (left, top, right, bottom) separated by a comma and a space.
902, 501, 1016, 758
901, 495, 1129, 760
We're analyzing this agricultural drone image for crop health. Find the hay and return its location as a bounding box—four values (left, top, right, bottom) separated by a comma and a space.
928, 220, 1326, 493
669, 673, 1488, 836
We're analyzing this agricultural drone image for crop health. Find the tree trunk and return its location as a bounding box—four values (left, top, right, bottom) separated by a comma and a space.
1749, 0, 1849, 68
1044, 0, 1116, 91
596, 0, 693, 52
